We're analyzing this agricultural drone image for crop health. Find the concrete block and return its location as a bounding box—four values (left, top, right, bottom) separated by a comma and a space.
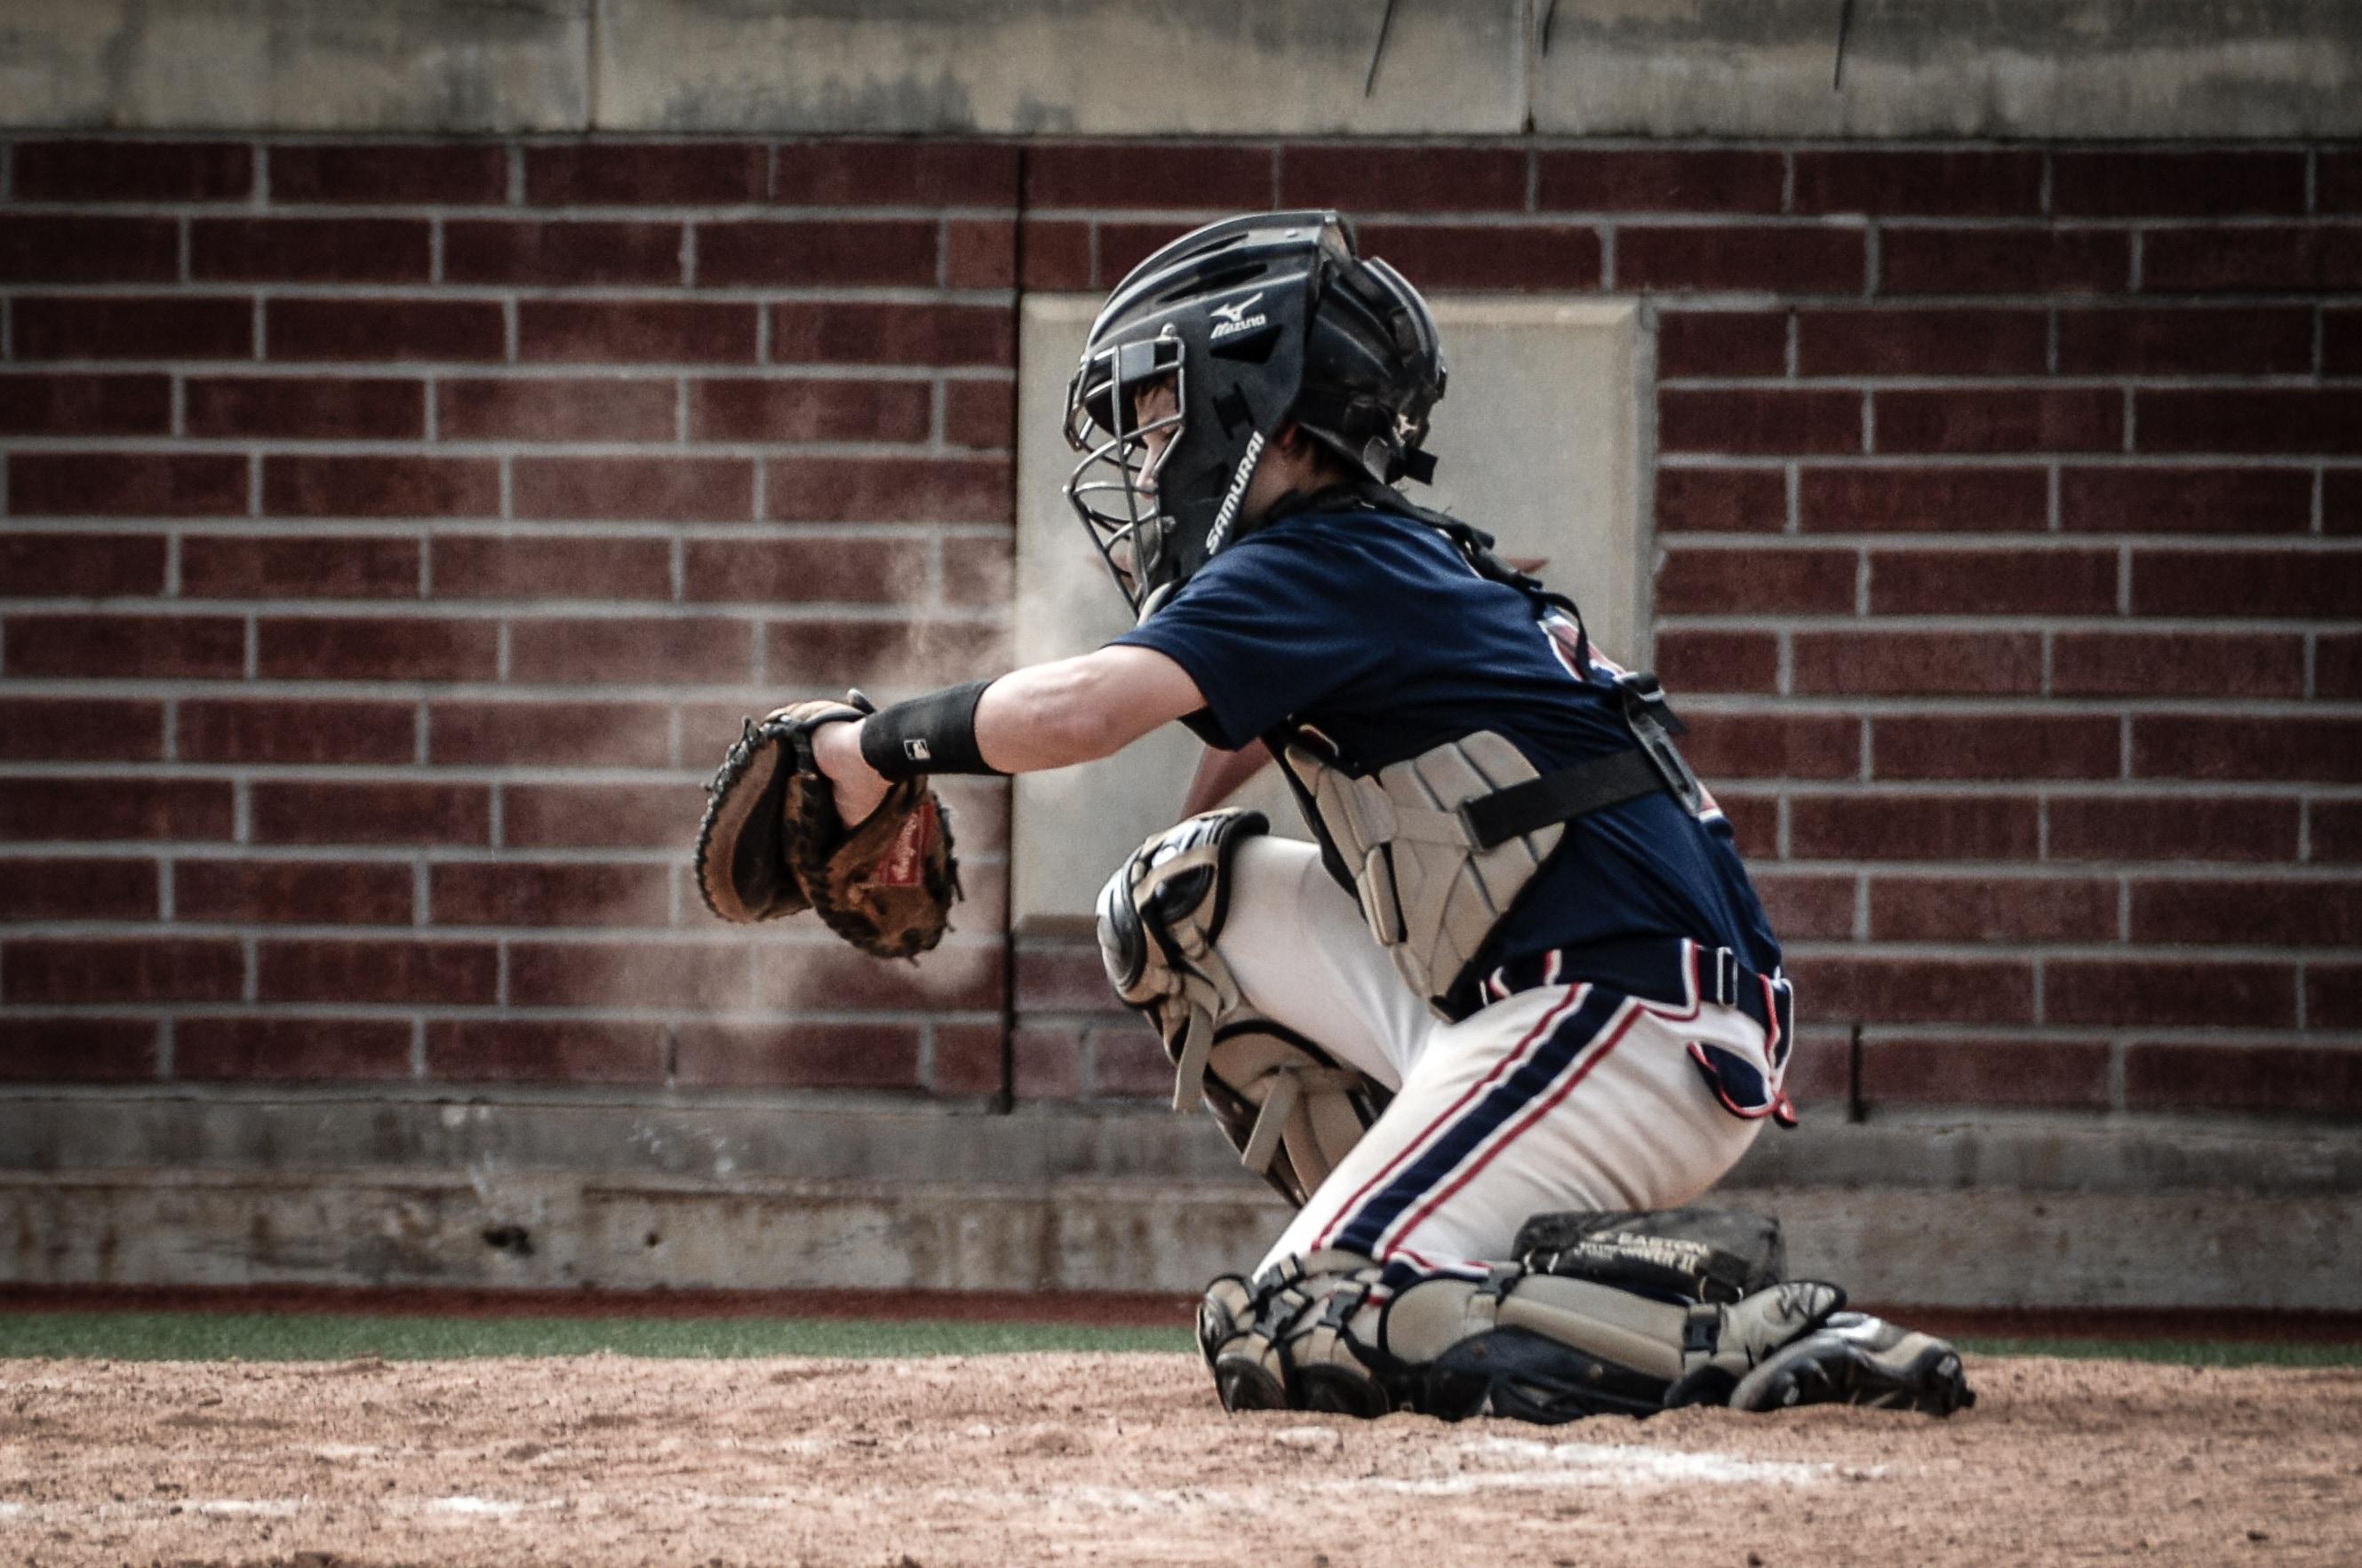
595, 0, 1525, 135
0, 0, 590, 132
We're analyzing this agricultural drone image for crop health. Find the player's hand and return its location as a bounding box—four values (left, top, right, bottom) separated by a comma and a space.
810, 718, 891, 827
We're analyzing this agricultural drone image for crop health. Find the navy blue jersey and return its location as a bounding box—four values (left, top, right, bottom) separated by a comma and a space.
1112, 503, 1782, 995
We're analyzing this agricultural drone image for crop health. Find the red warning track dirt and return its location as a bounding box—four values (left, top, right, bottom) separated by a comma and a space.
4, 1352, 2359, 1568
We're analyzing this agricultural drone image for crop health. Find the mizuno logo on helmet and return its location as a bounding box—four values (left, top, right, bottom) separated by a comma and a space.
1209, 290, 1268, 340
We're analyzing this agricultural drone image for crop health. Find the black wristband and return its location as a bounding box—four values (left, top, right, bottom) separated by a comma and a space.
858, 678, 1002, 779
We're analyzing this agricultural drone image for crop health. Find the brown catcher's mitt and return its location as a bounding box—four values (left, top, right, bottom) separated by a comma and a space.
692, 696, 961, 959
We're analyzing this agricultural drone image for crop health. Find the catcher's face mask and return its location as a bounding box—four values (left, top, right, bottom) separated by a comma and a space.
1063, 330, 1190, 617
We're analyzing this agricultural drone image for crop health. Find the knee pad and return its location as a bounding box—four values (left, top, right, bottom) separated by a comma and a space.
1197, 1254, 1393, 1420
1098, 812, 1386, 1206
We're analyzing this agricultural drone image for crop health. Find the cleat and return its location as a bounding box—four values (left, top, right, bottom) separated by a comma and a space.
1728, 1312, 1975, 1417
1212, 1350, 1289, 1413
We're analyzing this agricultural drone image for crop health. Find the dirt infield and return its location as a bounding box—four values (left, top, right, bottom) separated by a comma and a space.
4, 1353, 2359, 1568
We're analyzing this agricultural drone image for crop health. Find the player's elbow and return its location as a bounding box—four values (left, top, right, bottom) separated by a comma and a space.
1008, 658, 1137, 767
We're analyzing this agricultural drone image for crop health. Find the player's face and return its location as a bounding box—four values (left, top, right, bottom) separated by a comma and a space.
1131, 378, 1181, 498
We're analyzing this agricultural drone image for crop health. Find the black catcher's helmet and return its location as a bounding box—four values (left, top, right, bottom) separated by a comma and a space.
1063, 211, 1447, 619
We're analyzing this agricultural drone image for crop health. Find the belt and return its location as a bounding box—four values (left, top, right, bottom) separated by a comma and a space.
1477, 936, 1793, 1063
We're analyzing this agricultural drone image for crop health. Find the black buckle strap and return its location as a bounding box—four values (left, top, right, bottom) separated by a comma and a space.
1456, 748, 1664, 849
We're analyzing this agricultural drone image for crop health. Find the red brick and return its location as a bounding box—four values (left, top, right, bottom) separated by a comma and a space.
1798, 466, 2047, 534
191, 218, 429, 283
696, 219, 938, 287
2333, 471, 2362, 535
1656, 545, 1855, 615
1010, 1023, 1082, 1099
2137, 389, 2362, 456
518, 299, 758, 364
13, 297, 251, 363
175, 1017, 414, 1083
443, 219, 685, 286
266, 298, 506, 362
2052, 150, 2307, 217
525, 143, 766, 205
943, 535, 1014, 609
1353, 223, 1601, 291
0, 372, 172, 435
2131, 878, 2360, 948
264, 454, 499, 517
762, 616, 1009, 688
765, 456, 1010, 524
1656, 311, 1788, 378
1279, 145, 1525, 212
4, 614, 244, 680
0, 216, 178, 282
0, 532, 167, 596
178, 698, 416, 766
1792, 150, 2040, 217
2056, 306, 2314, 376
689, 378, 931, 443
508, 940, 753, 1010
267, 143, 509, 204
2324, 633, 2362, 701
1659, 388, 1862, 456
2125, 1042, 2362, 1117
752, 940, 1002, 1014
1678, 711, 1859, 781
944, 218, 1016, 287
0, 857, 158, 921
2059, 466, 2312, 535
181, 534, 422, 601
424, 1020, 666, 1086
427, 701, 673, 768
14, 139, 252, 202
1876, 386, 2121, 454
0, 1018, 157, 1084
1873, 713, 2120, 782
8, 451, 248, 516
674, 1021, 922, 1091
2135, 716, 2362, 784
932, 1023, 1004, 1097
1870, 874, 2117, 943
770, 301, 1012, 367
2142, 226, 2362, 292
2310, 967, 2362, 1030
2133, 548, 2362, 619
255, 616, 499, 681
682, 537, 929, 605
1863, 1038, 2112, 1110
2054, 630, 2304, 699
1, 936, 243, 1003
1869, 546, 2115, 616
943, 379, 1015, 450
1712, 790, 1780, 854
177, 858, 412, 926
2333, 309, 2362, 378
0, 776, 230, 841
1789, 793, 2039, 861
1616, 227, 1864, 294
1017, 943, 1121, 1012
1656, 468, 1786, 533
250, 781, 489, 848
184, 376, 425, 440
772, 140, 1018, 206
1797, 309, 2047, 377
430, 861, 671, 927
1750, 871, 1855, 940
436, 377, 679, 442
1090, 1028, 1173, 1100
1652, 630, 1778, 695
513, 456, 754, 521
507, 616, 754, 684
428, 534, 674, 601
1792, 630, 2041, 696
2328, 153, 2362, 213
1536, 149, 1783, 214
0, 698, 164, 762
1020, 219, 1093, 289
1783, 954, 2035, 1025
1024, 143, 1271, 210
2047, 959, 2295, 1029
1879, 228, 2129, 295
501, 783, 690, 849
2047, 794, 2298, 864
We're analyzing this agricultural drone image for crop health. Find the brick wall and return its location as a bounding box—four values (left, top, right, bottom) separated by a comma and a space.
2, 137, 2356, 1123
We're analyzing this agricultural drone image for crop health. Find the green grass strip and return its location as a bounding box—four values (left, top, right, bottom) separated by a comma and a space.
1956, 1335, 2362, 1370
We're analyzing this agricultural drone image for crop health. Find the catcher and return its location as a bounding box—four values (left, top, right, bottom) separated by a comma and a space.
696, 211, 1970, 1423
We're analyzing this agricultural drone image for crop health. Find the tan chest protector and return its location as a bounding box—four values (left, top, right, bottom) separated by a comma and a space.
1281, 730, 1564, 1016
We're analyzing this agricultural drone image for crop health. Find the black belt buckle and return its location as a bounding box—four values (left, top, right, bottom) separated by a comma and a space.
1614, 673, 1705, 816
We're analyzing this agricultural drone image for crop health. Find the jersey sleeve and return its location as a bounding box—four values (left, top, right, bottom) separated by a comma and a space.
1110, 526, 1390, 751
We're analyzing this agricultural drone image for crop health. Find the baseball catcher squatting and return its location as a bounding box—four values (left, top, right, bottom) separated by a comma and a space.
696, 211, 1972, 1423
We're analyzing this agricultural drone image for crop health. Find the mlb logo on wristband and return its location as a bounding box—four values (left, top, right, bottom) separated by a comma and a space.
905, 739, 932, 761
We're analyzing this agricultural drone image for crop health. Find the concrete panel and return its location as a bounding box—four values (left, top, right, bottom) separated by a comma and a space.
595, 0, 1525, 136
1012, 292, 1648, 932
1535, 0, 2362, 139
0, 0, 589, 132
